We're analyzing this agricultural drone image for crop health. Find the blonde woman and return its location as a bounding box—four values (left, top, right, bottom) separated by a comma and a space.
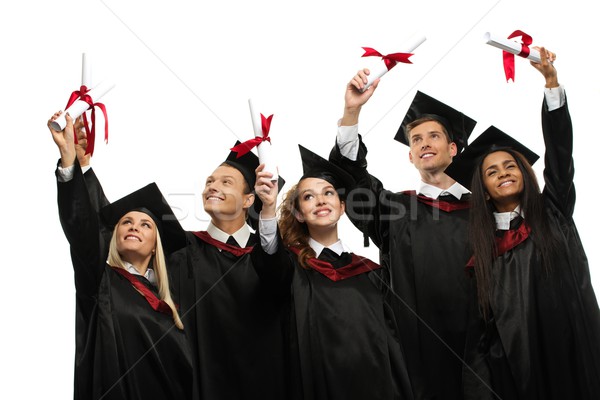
50, 112, 192, 400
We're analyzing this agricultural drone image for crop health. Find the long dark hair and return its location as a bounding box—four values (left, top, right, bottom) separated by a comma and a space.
469, 148, 558, 318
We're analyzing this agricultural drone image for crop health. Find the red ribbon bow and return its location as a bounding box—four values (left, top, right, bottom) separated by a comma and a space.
230, 113, 273, 158
361, 47, 413, 70
502, 30, 533, 82
65, 85, 109, 156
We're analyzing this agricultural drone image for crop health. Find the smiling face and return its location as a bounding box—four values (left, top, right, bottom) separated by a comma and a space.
408, 120, 457, 174
202, 164, 254, 223
115, 211, 157, 262
295, 177, 345, 232
481, 150, 524, 212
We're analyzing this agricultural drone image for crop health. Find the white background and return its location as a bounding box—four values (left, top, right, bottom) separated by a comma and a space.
1, 0, 598, 397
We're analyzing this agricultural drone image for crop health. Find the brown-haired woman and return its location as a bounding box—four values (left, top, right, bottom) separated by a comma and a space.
252, 145, 413, 400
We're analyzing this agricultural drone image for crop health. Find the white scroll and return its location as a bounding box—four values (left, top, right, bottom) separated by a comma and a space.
362, 33, 427, 92
484, 32, 541, 63
49, 80, 115, 131
249, 99, 278, 181
82, 53, 92, 88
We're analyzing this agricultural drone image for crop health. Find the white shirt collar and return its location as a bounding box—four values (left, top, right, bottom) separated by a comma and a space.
493, 205, 523, 230
206, 221, 251, 248
418, 181, 470, 200
308, 238, 346, 257
124, 261, 156, 285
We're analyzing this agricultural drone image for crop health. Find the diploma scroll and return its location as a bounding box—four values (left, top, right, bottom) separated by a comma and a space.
82, 53, 92, 88
362, 34, 427, 92
249, 99, 278, 181
49, 80, 115, 132
484, 32, 541, 63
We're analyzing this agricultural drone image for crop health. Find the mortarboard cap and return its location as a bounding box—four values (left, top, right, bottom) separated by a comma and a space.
299, 144, 355, 195
444, 125, 540, 190
395, 91, 477, 152
99, 183, 186, 255
225, 141, 285, 229
224, 141, 260, 189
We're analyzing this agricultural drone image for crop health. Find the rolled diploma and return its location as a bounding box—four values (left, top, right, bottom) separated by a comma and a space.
248, 99, 278, 181
82, 53, 92, 88
363, 34, 427, 91
50, 80, 115, 131
484, 32, 541, 63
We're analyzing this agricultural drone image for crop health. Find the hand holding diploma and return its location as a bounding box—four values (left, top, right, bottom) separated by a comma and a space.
360, 33, 426, 92
49, 53, 114, 156
50, 80, 114, 156
484, 30, 550, 82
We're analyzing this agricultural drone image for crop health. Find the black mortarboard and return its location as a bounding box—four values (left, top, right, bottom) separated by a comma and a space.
99, 183, 186, 255
225, 141, 285, 229
299, 144, 355, 195
444, 125, 540, 190
395, 91, 477, 152
224, 141, 260, 189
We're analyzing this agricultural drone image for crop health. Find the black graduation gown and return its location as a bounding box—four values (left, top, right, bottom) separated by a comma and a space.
252, 235, 414, 400
167, 231, 287, 400
56, 162, 193, 400
329, 140, 472, 400
463, 97, 600, 399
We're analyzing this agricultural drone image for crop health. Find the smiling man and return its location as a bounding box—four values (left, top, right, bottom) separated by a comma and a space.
329, 69, 477, 400
166, 143, 288, 400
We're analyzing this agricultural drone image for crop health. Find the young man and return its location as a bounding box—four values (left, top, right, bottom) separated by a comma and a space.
329, 71, 476, 400
168, 144, 287, 399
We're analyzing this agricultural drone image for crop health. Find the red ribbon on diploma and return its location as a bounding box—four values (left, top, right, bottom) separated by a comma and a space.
65, 85, 109, 156
230, 113, 273, 157
502, 30, 533, 82
361, 47, 413, 70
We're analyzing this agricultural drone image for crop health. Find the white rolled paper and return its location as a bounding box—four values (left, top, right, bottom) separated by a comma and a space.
484, 32, 541, 63
248, 98, 278, 181
362, 33, 427, 92
50, 80, 115, 132
82, 53, 92, 88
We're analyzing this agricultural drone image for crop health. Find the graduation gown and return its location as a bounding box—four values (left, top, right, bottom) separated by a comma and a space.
463, 97, 600, 399
56, 162, 193, 400
252, 235, 414, 400
329, 141, 472, 399
167, 231, 287, 400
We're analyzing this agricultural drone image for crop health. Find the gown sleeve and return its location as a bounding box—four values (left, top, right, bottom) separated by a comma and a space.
251, 226, 295, 299
329, 135, 396, 249
541, 93, 600, 396
540, 95, 575, 218
56, 159, 106, 297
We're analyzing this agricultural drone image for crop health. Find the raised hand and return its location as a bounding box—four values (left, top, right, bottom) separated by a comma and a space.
73, 116, 91, 167
341, 68, 379, 126
254, 163, 279, 219
530, 46, 558, 88
48, 111, 76, 168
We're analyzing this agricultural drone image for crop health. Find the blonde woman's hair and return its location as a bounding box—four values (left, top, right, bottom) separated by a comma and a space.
107, 225, 184, 330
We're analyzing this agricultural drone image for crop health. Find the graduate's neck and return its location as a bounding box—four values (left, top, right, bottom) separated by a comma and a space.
419, 171, 456, 190
124, 254, 152, 276
210, 216, 247, 235
493, 199, 520, 213
307, 225, 339, 247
